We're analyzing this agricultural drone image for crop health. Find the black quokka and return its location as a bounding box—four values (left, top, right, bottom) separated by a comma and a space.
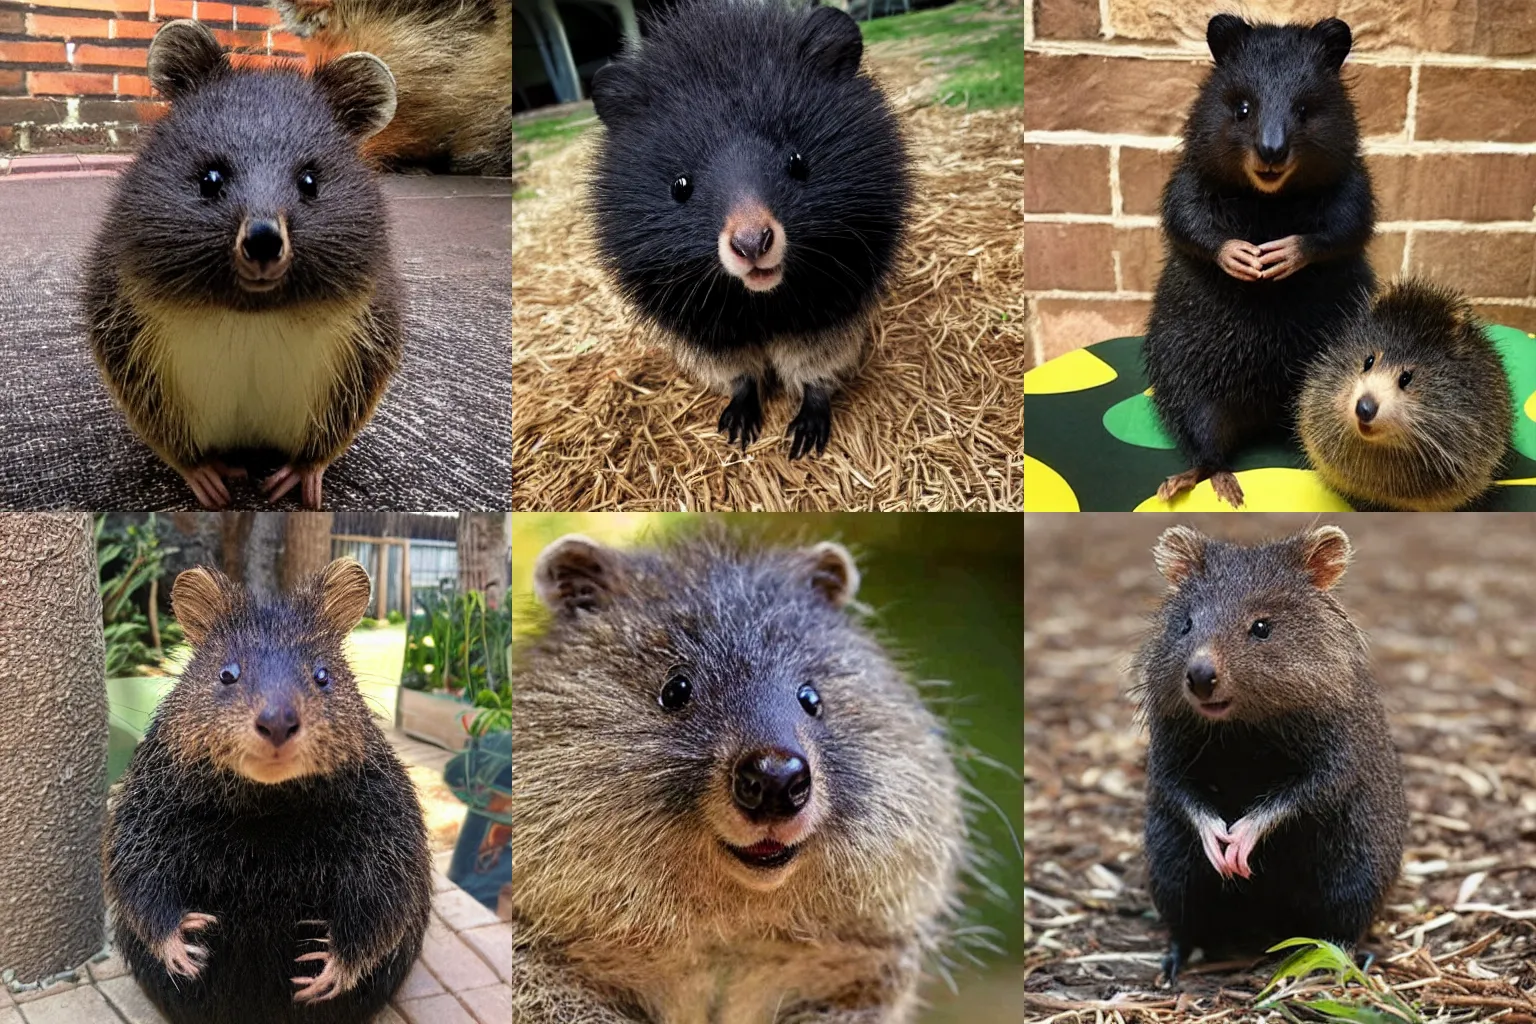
1143, 15, 1375, 508
1298, 279, 1514, 511
512, 531, 964, 1020
1134, 526, 1406, 983
104, 559, 431, 1024
85, 20, 404, 510
589, 0, 911, 459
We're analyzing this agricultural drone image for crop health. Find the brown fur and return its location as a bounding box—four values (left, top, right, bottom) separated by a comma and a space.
512, 529, 965, 1023
273, 0, 511, 174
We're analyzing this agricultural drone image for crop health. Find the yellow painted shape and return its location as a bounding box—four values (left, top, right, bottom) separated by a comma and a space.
1134, 467, 1353, 512
1024, 348, 1117, 395
1497, 477, 1536, 486
1525, 388, 1536, 423
1024, 455, 1080, 511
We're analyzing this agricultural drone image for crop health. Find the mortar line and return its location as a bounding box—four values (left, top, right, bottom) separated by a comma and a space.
1108, 144, 1123, 218
1025, 40, 1536, 70
1024, 131, 1536, 156
1405, 60, 1421, 143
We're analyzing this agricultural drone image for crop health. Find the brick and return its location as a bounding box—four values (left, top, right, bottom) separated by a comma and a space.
431, 870, 457, 894
1024, 222, 1115, 291
111, 19, 161, 39
197, 2, 237, 20
235, 4, 281, 26
0, 1006, 19, 1024
1034, 0, 1098, 39
397, 959, 446, 1000
1369, 152, 1536, 223
29, 71, 116, 95
1025, 54, 1205, 135
27, 122, 114, 147
80, 98, 145, 121
0, 71, 23, 97
1033, 296, 1152, 361
269, 30, 308, 53
1420, 1, 1536, 56
461, 923, 512, 984
0, 11, 26, 33
117, 74, 156, 97
1367, 230, 1406, 281
73, 44, 150, 68
1119, 146, 1178, 216
0, 42, 71, 65
155, 0, 196, 16
210, 28, 267, 49
228, 52, 282, 69
0, 126, 15, 151
1114, 225, 1163, 292
1417, 66, 1536, 143
458, 984, 511, 1024
1409, 230, 1535, 298
396, 995, 476, 1024
1025, 144, 1110, 215
9, 980, 79, 1006
97, 975, 171, 1024
39, 0, 150, 11
0, 97, 68, 124
1103, 1, 1418, 51
433, 888, 501, 932
14, 985, 116, 1024
375, 1008, 409, 1024
86, 950, 130, 982
1474, 303, 1536, 334
419, 920, 500, 991
1350, 64, 1410, 137
27, 14, 113, 38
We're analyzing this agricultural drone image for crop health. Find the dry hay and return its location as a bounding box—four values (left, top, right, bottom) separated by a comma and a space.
1024, 514, 1536, 1023
511, 41, 1023, 511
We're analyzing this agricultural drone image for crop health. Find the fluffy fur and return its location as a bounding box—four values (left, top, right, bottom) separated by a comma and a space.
270, 0, 512, 175
1143, 15, 1376, 507
103, 559, 431, 1024
512, 529, 965, 1023
588, 0, 911, 459
84, 20, 404, 509
1133, 527, 1406, 983
1298, 279, 1514, 511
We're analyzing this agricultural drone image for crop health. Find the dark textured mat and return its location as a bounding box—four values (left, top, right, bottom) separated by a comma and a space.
0, 174, 510, 511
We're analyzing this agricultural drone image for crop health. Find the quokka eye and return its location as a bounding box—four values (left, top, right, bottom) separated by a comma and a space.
1250, 619, 1272, 640
787, 152, 809, 180
1363, 353, 1375, 372
313, 666, 330, 687
297, 168, 319, 199
1180, 615, 1193, 636
1398, 370, 1414, 389
200, 167, 225, 199
671, 175, 693, 202
659, 673, 692, 710
219, 662, 241, 685
1234, 99, 1252, 120
797, 683, 822, 718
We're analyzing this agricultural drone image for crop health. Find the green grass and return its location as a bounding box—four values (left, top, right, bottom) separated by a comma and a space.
861, 0, 1023, 109
512, 109, 598, 147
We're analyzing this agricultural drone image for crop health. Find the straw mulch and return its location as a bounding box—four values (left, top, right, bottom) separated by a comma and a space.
511, 33, 1023, 511
1024, 514, 1536, 1024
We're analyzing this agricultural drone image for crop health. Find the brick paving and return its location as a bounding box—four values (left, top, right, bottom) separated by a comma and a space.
0, 860, 510, 1024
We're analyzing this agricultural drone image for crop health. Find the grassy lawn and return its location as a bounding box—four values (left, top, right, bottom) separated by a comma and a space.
861, 0, 1023, 109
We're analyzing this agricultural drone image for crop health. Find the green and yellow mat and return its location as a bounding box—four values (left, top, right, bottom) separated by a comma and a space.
1024, 328, 1536, 511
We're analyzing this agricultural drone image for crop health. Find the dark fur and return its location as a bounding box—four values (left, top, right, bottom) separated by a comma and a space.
1144, 16, 1375, 476
84, 25, 403, 478
588, 0, 911, 456
1133, 528, 1406, 981
104, 567, 431, 1024
1298, 279, 1514, 510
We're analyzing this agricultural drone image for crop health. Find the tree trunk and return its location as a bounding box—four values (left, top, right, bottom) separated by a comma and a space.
278, 512, 335, 592
457, 513, 509, 607
0, 513, 108, 982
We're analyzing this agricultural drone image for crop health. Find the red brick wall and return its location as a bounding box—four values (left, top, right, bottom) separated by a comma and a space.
0, 1, 311, 154
1024, 0, 1536, 368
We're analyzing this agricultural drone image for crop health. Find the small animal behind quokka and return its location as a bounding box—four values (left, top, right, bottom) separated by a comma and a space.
104, 558, 431, 1024
1142, 14, 1376, 508
1298, 279, 1514, 511
589, 0, 911, 459
85, 20, 405, 510
1133, 526, 1406, 983
270, 0, 512, 175
513, 532, 965, 1022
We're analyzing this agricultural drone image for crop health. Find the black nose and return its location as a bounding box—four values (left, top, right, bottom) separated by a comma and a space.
255, 702, 300, 748
241, 219, 285, 264
731, 748, 811, 820
1256, 123, 1288, 166
1355, 395, 1377, 424
730, 225, 774, 263
1186, 659, 1217, 700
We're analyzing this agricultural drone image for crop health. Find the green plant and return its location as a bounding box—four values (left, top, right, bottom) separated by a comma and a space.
401, 588, 511, 712
97, 515, 183, 678
1256, 938, 1421, 1023
356, 617, 379, 631
386, 609, 405, 625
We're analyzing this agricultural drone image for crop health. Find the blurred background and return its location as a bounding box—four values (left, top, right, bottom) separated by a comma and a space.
512, 512, 1022, 1022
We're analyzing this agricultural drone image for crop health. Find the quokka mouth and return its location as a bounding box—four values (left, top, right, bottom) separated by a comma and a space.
722, 838, 799, 869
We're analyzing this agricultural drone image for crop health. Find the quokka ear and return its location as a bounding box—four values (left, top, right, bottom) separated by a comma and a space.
800, 541, 860, 607
1152, 526, 1207, 587
1297, 526, 1351, 591
147, 20, 229, 102
534, 535, 627, 615
312, 52, 398, 140
305, 558, 374, 635
171, 565, 240, 646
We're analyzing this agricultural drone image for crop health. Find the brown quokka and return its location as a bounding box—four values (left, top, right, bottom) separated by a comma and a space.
85, 20, 404, 510
103, 558, 431, 1024
512, 531, 966, 1022
271, 0, 512, 175
1134, 525, 1407, 982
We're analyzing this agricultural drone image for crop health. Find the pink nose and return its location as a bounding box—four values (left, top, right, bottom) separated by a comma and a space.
730, 225, 774, 263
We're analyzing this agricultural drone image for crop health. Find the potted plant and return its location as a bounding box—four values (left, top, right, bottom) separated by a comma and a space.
397, 588, 510, 751
442, 653, 510, 913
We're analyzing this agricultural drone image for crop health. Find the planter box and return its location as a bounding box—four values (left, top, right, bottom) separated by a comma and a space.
397, 688, 473, 752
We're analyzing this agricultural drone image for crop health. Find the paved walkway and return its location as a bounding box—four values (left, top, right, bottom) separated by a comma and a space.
0, 855, 511, 1024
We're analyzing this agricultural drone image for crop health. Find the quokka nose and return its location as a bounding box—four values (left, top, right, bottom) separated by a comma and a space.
1355, 395, 1378, 424
254, 702, 300, 748
731, 748, 811, 820
1186, 659, 1218, 700
241, 219, 286, 264
730, 225, 774, 263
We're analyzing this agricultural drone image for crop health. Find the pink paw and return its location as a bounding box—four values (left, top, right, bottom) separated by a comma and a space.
157, 911, 217, 979
262, 463, 327, 509
291, 920, 358, 1003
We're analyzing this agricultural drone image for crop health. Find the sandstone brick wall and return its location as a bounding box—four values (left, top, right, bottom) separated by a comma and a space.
0, 1, 309, 155
1024, 0, 1536, 368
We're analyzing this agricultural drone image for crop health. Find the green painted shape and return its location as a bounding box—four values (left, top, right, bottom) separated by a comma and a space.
1102, 390, 1177, 450
1488, 324, 1536, 463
